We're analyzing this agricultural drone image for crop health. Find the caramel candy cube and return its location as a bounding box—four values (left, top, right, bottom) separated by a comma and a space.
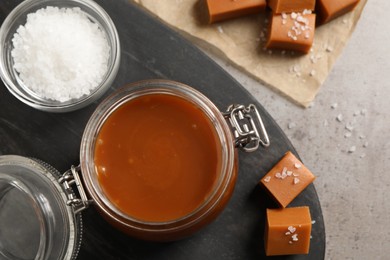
205, 0, 266, 24
265, 207, 312, 256
266, 12, 316, 54
268, 0, 315, 14
316, 0, 360, 25
260, 151, 316, 207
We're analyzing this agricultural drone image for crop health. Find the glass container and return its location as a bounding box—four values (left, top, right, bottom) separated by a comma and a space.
0, 0, 121, 112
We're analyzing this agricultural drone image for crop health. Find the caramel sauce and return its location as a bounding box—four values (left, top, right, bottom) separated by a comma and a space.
94, 94, 222, 222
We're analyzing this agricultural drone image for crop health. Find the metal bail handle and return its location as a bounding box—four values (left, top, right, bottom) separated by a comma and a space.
58, 165, 92, 214
223, 104, 270, 152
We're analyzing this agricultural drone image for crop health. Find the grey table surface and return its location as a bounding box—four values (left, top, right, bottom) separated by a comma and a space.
205, 0, 390, 259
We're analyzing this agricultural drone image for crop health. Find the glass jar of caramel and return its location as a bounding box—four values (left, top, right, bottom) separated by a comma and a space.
78, 79, 269, 241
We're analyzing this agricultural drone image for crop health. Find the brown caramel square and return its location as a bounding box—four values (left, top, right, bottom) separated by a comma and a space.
205, 0, 266, 24
268, 0, 315, 14
266, 12, 316, 54
265, 207, 312, 256
260, 151, 316, 207
316, 0, 360, 25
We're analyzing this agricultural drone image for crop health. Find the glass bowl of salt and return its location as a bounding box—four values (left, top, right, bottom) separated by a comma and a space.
0, 0, 120, 112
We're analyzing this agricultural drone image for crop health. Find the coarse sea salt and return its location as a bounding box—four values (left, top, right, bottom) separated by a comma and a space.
11, 6, 110, 102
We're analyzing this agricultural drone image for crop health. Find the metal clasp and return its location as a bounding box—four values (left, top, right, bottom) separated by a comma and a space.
223, 104, 270, 152
58, 165, 92, 214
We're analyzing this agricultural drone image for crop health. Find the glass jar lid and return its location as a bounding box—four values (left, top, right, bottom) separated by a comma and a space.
0, 155, 82, 260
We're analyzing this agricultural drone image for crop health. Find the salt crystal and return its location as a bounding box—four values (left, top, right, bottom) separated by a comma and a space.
345, 123, 354, 132
363, 142, 369, 148
331, 103, 338, 109
344, 132, 352, 138
288, 122, 297, 129
264, 176, 271, 183
309, 69, 316, 76
291, 234, 298, 241
291, 12, 298, 19
311, 220, 316, 224
323, 119, 329, 127
348, 146, 356, 153
281, 12, 287, 19
336, 114, 343, 122
326, 46, 333, 52
11, 6, 110, 102
288, 226, 296, 233
217, 26, 224, 33
294, 177, 300, 184
294, 163, 302, 169
287, 171, 293, 176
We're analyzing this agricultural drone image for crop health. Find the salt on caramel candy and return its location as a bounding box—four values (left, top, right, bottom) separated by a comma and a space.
205, 0, 266, 24
266, 12, 316, 54
268, 0, 315, 14
260, 151, 316, 207
265, 207, 312, 256
316, 0, 360, 25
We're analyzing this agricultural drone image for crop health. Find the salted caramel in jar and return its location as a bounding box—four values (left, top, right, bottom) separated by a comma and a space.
79, 79, 269, 241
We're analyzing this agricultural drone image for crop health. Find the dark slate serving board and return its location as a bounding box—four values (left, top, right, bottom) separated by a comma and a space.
0, 0, 325, 259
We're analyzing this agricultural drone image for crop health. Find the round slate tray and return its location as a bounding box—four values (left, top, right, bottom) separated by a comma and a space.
0, 1, 325, 259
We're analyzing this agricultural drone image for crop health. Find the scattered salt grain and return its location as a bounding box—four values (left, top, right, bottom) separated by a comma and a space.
288, 226, 296, 233
294, 163, 302, 169
348, 146, 356, 153
309, 69, 316, 77
344, 132, 352, 138
217, 26, 224, 33
288, 122, 297, 129
323, 119, 329, 127
293, 177, 300, 184
331, 103, 338, 109
291, 12, 298, 19
361, 108, 367, 116
326, 45, 333, 52
336, 114, 343, 122
291, 234, 298, 241
360, 153, 366, 158
311, 220, 316, 224
264, 176, 271, 183
11, 6, 110, 102
345, 123, 354, 132
363, 142, 369, 148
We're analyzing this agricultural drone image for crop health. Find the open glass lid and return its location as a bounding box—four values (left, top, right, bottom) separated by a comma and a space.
0, 155, 82, 260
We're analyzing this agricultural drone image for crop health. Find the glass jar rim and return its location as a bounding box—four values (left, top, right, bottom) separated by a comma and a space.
80, 79, 236, 230
0, 155, 81, 260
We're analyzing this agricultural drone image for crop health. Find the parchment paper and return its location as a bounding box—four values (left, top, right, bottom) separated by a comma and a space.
132, 0, 366, 107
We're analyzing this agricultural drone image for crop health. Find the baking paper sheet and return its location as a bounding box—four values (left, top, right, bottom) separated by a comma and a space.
132, 0, 366, 107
